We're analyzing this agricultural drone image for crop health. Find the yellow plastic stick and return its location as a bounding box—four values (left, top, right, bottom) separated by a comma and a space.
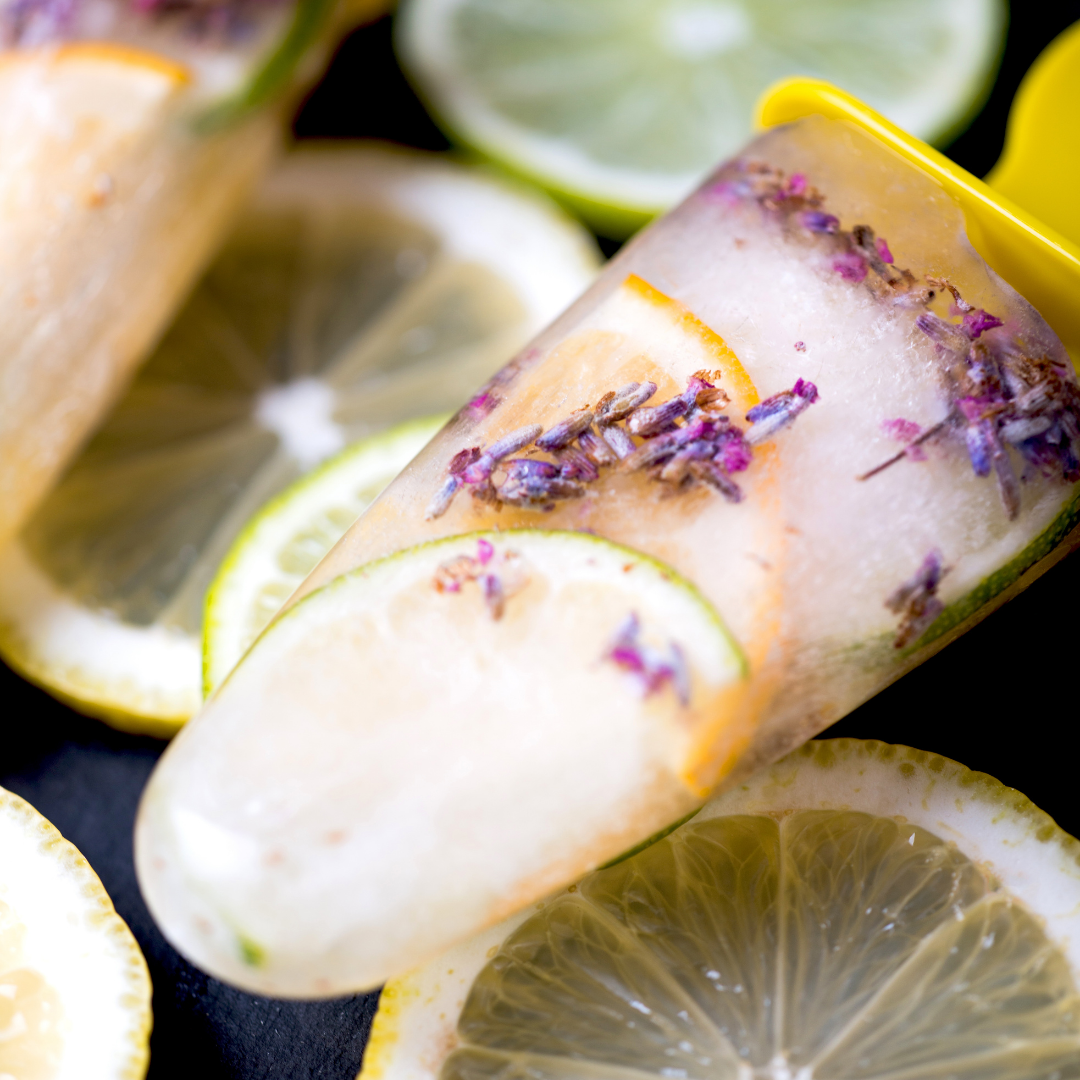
756, 49, 1080, 361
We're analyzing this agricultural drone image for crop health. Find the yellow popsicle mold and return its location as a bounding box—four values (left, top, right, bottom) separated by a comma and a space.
756, 26, 1080, 363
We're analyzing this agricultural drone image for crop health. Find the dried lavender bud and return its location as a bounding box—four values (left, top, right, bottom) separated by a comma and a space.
555, 446, 600, 482
600, 424, 636, 460
915, 312, 970, 353
744, 378, 819, 445
502, 459, 558, 480
426, 475, 461, 520
482, 574, 505, 620
535, 409, 594, 452
658, 441, 717, 484
621, 430, 684, 472
596, 382, 657, 423
603, 613, 689, 705
578, 427, 619, 466
963, 310, 1005, 339
801, 211, 839, 234
498, 473, 584, 509
448, 447, 482, 475
832, 251, 868, 283
688, 460, 743, 503
487, 425, 544, 461
886, 550, 947, 648
626, 396, 689, 437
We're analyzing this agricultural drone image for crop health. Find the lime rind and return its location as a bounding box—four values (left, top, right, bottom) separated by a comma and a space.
194, 0, 339, 131
911, 485, 1080, 653
203, 415, 448, 696
263, 526, 746, 680
711, 738, 1080, 969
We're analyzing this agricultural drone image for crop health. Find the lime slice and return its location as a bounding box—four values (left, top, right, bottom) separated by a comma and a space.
361, 739, 1080, 1080
204, 415, 448, 696
0, 785, 151, 1078
136, 530, 746, 997
396, 0, 1006, 233
0, 146, 599, 736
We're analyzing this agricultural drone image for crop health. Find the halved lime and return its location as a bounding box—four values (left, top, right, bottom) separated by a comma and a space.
0, 146, 599, 735
397, 0, 1006, 233
362, 738, 1080, 1080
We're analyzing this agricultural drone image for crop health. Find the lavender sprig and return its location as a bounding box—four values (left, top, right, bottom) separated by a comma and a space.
427, 371, 817, 518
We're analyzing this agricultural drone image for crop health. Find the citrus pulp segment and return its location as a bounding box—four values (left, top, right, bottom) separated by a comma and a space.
203, 415, 448, 695
361, 739, 1080, 1080
0, 785, 151, 1079
136, 530, 745, 997
396, 0, 1005, 229
0, 146, 599, 734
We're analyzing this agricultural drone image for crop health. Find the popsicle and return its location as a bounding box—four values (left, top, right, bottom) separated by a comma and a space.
137, 81, 1080, 997
0, 0, 376, 548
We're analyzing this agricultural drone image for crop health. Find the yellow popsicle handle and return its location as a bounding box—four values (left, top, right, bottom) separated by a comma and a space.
755, 76, 1080, 362
986, 20, 1080, 252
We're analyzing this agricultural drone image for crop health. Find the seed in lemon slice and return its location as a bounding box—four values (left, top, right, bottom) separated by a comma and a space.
0, 145, 599, 736
396, 0, 1005, 233
136, 530, 745, 997
0, 785, 151, 1079
361, 738, 1080, 1080
203, 414, 448, 695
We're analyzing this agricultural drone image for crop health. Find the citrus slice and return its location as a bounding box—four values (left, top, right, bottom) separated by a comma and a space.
0, 784, 151, 1079
0, 146, 599, 736
396, 0, 1006, 233
203, 414, 448, 695
136, 530, 746, 997
361, 738, 1080, 1080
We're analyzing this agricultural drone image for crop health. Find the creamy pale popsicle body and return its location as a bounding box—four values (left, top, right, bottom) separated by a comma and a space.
137, 116, 1080, 996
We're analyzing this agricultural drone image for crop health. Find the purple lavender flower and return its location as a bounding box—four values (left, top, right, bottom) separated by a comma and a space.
745, 379, 819, 445
963, 309, 1005, 339
832, 251, 868, 283
801, 211, 840, 234
886, 550, 948, 648
604, 613, 690, 705
535, 408, 595, 452
875, 237, 894, 264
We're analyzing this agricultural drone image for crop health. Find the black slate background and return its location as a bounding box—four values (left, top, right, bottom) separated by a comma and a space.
4, 7, 1080, 1077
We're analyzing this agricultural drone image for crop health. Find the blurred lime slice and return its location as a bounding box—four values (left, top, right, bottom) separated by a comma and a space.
397, 0, 1005, 235
203, 415, 448, 697
0, 145, 599, 735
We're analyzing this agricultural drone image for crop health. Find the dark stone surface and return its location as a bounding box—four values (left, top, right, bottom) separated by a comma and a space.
3, 7, 1079, 1078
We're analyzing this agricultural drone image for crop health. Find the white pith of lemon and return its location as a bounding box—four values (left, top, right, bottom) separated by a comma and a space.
396, 0, 1005, 231
203, 414, 449, 695
0, 145, 599, 736
136, 529, 745, 998
0, 785, 151, 1080
361, 738, 1080, 1080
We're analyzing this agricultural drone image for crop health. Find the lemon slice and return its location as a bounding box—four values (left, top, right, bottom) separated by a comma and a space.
0, 785, 151, 1079
396, 0, 1006, 233
0, 145, 599, 736
362, 738, 1080, 1080
136, 530, 746, 997
203, 414, 448, 695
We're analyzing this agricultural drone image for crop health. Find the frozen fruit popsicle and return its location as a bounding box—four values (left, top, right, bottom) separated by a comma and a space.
0, 0, 375, 547
136, 113, 1080, 997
